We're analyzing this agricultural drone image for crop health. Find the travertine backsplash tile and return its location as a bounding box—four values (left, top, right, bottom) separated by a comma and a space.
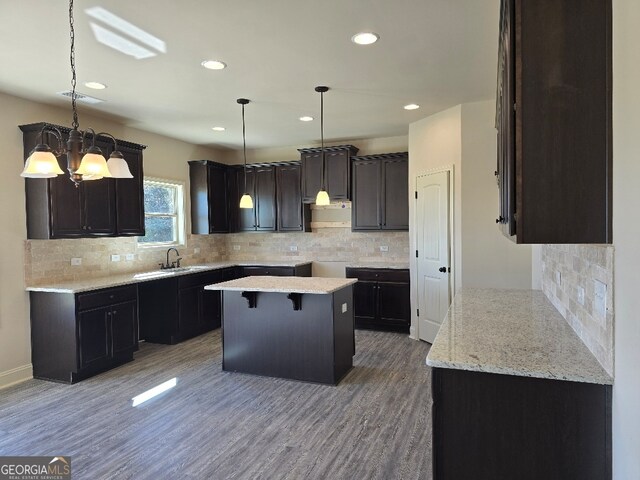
541, 244, 614, 375
25, 230, 409, 286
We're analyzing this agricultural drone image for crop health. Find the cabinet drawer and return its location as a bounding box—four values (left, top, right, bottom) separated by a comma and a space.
240, 266, 295, 277
77, 285, 137, 311
178, 270, 224, 289
346, 268, 409, 283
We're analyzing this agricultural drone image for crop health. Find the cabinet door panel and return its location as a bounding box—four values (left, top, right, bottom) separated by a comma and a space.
255, 166, 276, 231
382, 158, 409, 230
110, 300, 137, 356
277, 164, 304, 231
378, 282, 410, 325
301, 152, 323, 202
78, 307, 110, 369
83, 177, 116, 235
200, 289, 221, 331
236, 168, 256, 231
326, 151, 349, 200
178, 286, 201, 341
208, 164, 230, 233
353, 281, 377, 323
116, 148, 145, 235
50, 155, 84, 237
352, 160, 381, 230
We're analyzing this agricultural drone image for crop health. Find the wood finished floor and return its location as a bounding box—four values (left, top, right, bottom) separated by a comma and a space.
0, 330, 432, 480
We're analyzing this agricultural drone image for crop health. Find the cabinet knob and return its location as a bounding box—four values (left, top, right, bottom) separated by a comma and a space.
87, 226, 92, 230
113, 310, 117, 315
109, 294, 115, 299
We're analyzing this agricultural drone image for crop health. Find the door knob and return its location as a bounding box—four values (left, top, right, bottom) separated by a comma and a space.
439, 267, 447, 273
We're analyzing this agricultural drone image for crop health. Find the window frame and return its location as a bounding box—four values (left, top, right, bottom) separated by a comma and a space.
137, 177, 186, 249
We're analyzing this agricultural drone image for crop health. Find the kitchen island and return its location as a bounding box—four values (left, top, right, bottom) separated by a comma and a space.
427, 288, 612, 480
205, 276, 357, 385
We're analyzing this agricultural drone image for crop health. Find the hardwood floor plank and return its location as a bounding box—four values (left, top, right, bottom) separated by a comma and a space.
0, 330, 432, 480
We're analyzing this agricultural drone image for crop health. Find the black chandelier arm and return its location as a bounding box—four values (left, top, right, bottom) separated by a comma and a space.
80, 127, 98, 151
38, 125, 65, 156
97, 132, 119, 152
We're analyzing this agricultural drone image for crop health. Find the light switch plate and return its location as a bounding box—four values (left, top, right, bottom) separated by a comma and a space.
290, 245, 298, 252
71, 257, 82, 266
194, 247, 200, 254
341, 303, 348, 313
111, 254, 121, 262
233, 245, 241, 251
577, 286, 585, 306
125, 254, 135, 261
555, 271, 562, 286
379, 245, 389, 252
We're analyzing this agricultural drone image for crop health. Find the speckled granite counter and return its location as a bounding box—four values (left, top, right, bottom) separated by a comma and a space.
26, 261, 313, 293
426, 288, 613, 385
205, 276, 357, 294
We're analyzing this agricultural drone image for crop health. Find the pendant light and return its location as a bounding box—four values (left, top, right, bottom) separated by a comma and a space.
315, 86, 331, 206
19, 0, 131, 185
238, 98, 254, 209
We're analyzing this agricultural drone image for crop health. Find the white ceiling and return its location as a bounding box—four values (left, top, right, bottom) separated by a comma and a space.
0, 0, 499, 149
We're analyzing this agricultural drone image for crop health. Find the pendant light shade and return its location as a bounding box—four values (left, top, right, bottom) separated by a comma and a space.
21, 145, 64, 178
315, 189, 330, 206
75, 148, 112, 178
237, 98, 254, 209
315, 86, 330, 205
106, 151, 133, 178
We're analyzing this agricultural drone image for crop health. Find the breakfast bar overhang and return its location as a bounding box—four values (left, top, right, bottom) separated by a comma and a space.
205, 276, 357, 385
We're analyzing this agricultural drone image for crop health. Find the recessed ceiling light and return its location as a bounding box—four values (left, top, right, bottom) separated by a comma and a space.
84, 81, 107, 90
351, 32, 379, 45
299, 116, 314, 122
211, 126, 226, 132
404, 103, 420, 110
201, 60, 227, 70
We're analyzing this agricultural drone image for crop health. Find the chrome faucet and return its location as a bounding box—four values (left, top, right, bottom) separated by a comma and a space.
160, 247, 182, 269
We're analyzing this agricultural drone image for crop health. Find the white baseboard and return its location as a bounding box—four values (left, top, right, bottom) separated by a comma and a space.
0, 364, 33, 390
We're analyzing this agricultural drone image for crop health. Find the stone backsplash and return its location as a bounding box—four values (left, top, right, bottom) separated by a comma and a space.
25, 230, 409, 286
541, 244, 614, 375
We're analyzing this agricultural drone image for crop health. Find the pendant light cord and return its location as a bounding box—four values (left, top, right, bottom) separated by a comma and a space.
320, 90, 325, 190
69, 0, 79, 130
242, 103, 247, 193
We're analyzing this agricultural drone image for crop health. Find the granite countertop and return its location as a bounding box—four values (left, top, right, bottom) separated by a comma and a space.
26, 261, 313, 294
205, 276, 357, 294
426, 288, 613, 385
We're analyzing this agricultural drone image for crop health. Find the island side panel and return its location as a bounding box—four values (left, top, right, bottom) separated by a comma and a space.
332, 285, 354, 383
222, 291, 336, 384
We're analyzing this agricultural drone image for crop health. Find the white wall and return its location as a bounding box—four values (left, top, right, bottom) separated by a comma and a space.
460, 101, 532, 289
0, 91, 223, 387
612, 0, 640, 476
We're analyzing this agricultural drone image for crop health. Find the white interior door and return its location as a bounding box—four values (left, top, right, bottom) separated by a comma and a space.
416, 171, 451, 343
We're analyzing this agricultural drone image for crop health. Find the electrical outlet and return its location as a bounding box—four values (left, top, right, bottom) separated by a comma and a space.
111, 254, 121, 262
194, 247, 200, 254
71, 257, 82, 266
379, 245, 389, 252
594, 280, 607, 318
555, 271, 562, 286
290, 245, 298, 252
125, 254, 135, 261
233, 245, 241, 251
577, 286, 585, 306
342, 303, 348, 313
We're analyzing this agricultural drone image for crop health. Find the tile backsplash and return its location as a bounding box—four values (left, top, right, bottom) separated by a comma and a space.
25, 229, 409, 286
541, 244, 614, 375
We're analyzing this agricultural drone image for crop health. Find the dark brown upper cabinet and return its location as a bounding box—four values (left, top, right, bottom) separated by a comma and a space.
276, 164, 310, 232
20, 122, 146, 239
496, 0, 612, 244
228, 165, 277, 232
189, 160, 230, 234
298, 145, 359, 203
351, 152, 408, 232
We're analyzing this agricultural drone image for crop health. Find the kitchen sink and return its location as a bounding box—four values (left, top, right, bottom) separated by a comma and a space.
132, 270, 176, 280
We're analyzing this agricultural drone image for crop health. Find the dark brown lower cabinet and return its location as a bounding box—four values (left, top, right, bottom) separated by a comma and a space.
236, 264, 312, 278
431, 367, 612, 480
346, 268, 410, 333
30, 285, 138, 384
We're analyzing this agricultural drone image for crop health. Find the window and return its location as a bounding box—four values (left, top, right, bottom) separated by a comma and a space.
138, 178, 185, 246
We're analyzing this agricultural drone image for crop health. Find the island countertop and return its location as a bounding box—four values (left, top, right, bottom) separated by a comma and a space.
205, 276, 357, 295
426, 288, 613, 385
